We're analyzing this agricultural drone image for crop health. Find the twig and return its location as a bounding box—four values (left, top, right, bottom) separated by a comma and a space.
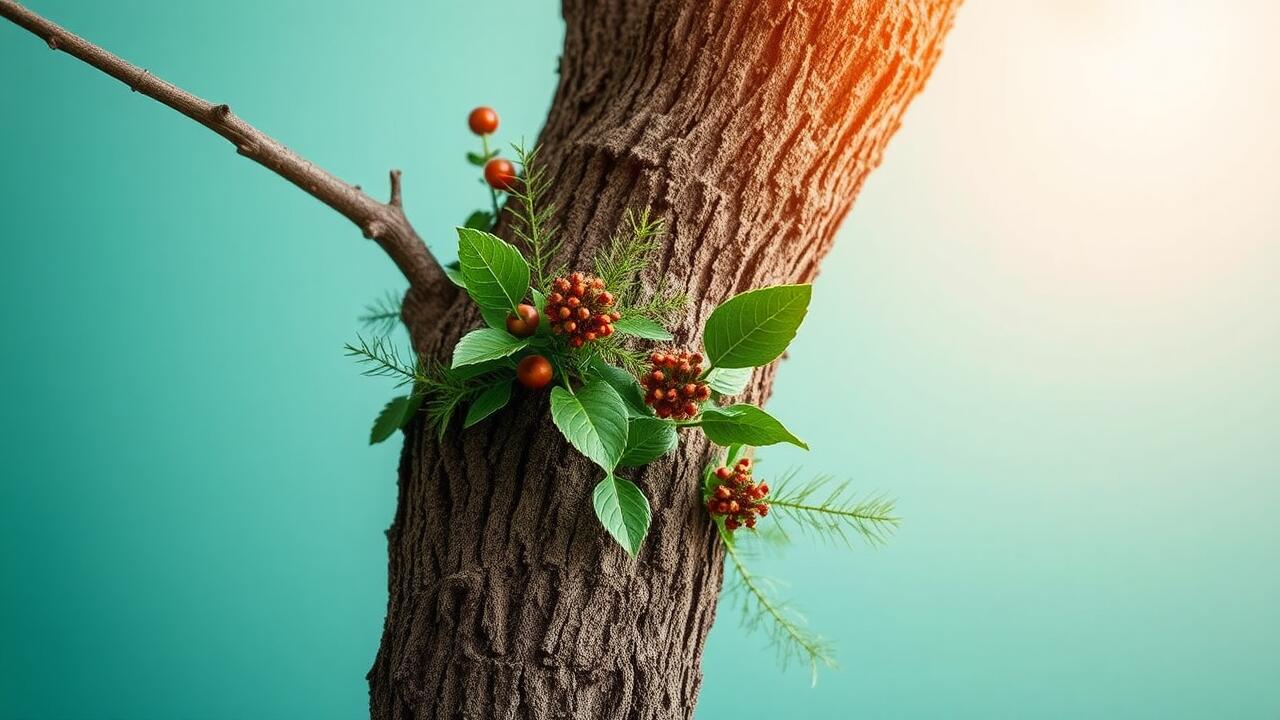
0, 1, 450, 293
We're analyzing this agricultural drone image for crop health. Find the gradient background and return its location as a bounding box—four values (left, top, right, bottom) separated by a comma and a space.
2, 1, 1277, 718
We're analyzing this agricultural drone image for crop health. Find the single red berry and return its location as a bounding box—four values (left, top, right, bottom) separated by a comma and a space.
484, 157, 517, 191
715, 466, 733, 480
505, 303, 540, 338
516, 355, 553, 390
467, 106, 499, 135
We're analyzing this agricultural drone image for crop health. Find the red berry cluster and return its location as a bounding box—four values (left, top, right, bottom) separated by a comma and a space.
546, 273, 619, 348
641, 350, 710, 420
706, 457, 769, 531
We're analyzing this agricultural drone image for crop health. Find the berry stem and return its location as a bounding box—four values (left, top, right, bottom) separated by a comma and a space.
481, 134, 500, 219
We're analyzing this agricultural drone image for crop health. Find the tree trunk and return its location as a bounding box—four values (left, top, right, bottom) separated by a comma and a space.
369, 0, 959, 717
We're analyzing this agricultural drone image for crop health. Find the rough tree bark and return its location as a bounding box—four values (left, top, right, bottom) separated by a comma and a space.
381, 2, 959, 718
0, 1, 959, 718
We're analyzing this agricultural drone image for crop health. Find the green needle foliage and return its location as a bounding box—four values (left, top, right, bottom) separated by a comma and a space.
359, 291, 403, 335
416, 362, 510, 439
594, 208, 662, 303
344, 334, 425, 387
506, 142, 561, 291
725, 543, 836, 686
593, 208, 688, 324
767, 470, 901, 548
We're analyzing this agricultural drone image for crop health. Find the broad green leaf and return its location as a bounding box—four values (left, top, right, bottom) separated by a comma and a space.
463, 210, 493, 230
480, 306, 510, 330
443, 261, 465, 287
456, 227, 530, 314
703, 284, 812, 368
550, 382, 629, 471
612, 315, 673, 341
588, 358, 650, 417
592, 473, 652, 557
370, 394, 423, 445
706, 367, 753, 395
699, 403, 808, 449
619, 417, 678, 466
451, 328, 528, 368
464, 379, 513, 427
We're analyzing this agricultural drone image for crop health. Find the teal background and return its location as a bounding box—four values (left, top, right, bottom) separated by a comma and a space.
2, 2, 1277, 718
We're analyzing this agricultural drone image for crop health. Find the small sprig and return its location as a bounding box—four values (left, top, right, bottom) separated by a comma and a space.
595, 208, 662, 304
359, 291, 403, 335
415, 362, 510, 439
725, 543, 836, 686
594, 209, 687, 323
585, 336, 649, 376
506, 142, 562, 291
766, 471, 900, 547
344, 334, 425, 387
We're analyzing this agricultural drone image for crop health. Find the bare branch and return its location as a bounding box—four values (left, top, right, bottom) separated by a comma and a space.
0, 0, 450, 293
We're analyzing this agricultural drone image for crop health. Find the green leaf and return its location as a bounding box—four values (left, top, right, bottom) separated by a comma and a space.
531, 288, 551, 336
443, 261, 465, 288
463, 210, 493, 230
456, 227, 530, 314
451, 328, 529, 368
480, 306, 510, 330
703, 284, 812, 369
466, 149, 500, 166
706, 367, 753, 395
550, 381, 629, 471
620, 417, 677, 466
699, 404, 808, 449
592, 473, 652, 557
588, 358, 650, 417
370, 394, 423, 445
464, 379, 513, 428
612, 315, 673, 341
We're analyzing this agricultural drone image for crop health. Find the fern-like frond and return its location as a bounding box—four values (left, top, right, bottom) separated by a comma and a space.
725, 544, 836, 685
595, 208, 664, 303
766, 470, 900, 548
344, 334, 424, 387
506, 142, 561, 291
416, 361, 515, 439
587, 337, 649, 376
624, 281, 688, 324
359, 291, 403, 334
